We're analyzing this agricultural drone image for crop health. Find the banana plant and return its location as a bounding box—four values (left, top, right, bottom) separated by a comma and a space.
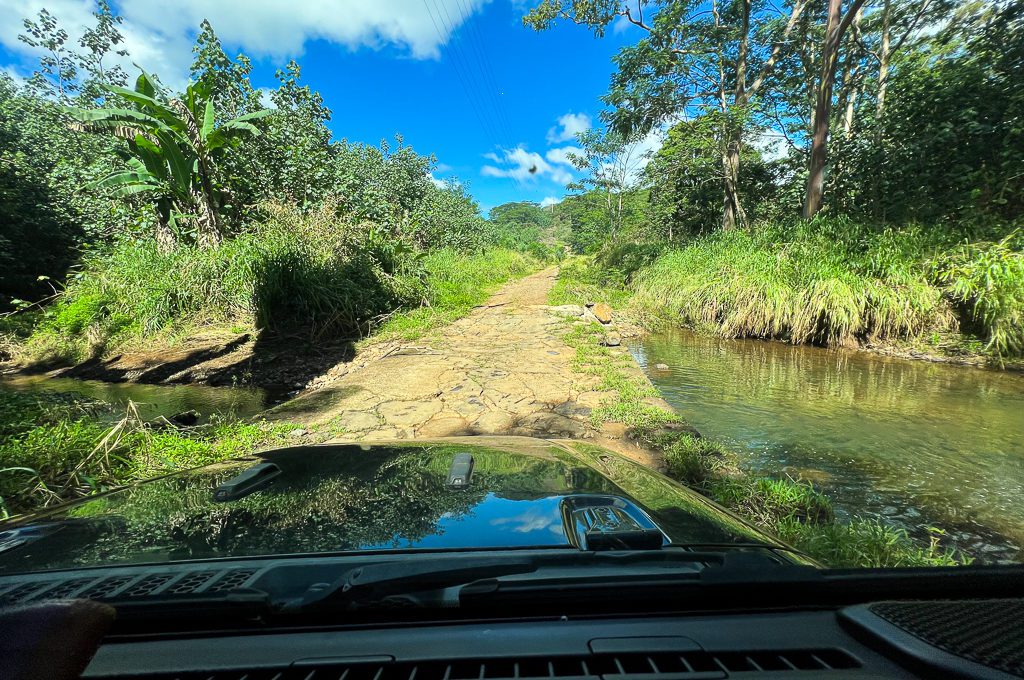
65, 70, 271, 250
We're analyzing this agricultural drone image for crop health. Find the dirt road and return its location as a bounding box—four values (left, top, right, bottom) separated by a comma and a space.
270, 267, 669, 464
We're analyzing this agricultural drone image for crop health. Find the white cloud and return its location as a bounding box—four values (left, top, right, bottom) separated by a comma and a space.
539, 196, 559, 207
749, 128, 787, 162
427, 172, 447, 189
545, 145, 582, 166
481, 146, 573, 185
0, 0, 488, 87
434, 162, 453, 172
257, 87, 275, 108
611, 14, 633, 34
546, 112, 591, 144
1, 63, 26, 85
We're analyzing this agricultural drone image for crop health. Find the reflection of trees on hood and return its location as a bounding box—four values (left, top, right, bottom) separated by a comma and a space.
64, 451, 492, 566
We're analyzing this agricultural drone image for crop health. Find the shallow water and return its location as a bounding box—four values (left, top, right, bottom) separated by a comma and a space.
0, 374, 276, 424
633, 330, 1024, 563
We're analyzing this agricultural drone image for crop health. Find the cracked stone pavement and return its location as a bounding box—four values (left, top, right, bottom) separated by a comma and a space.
268, 267, 663, 460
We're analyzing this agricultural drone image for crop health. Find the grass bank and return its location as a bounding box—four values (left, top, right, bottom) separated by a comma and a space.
551, 291, 967, 568
0, 388, 302, 518
11, 204, 540, 366
628, 220, 1023, 362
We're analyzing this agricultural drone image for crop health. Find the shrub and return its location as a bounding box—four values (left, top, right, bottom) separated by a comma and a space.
933, 232, 1024, 357
23, 204, 436, 360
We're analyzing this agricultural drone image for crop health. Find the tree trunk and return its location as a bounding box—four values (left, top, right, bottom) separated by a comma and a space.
616, 191, 623, 236
722, 131, 745, 231
802, 0, 867, 219
842, 8, 863, 137
876, 0, 891, 117
712, 0, 747, 232
193, 186, 223, 249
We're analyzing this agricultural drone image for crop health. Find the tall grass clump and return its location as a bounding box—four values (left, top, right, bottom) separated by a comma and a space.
933, 232, 1024, 357
631, 218, 1024, 359
0, 388, 294, 518
21, 204, 454, 362
632, 218, 952, 348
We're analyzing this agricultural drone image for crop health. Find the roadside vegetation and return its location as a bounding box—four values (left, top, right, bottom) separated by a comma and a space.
531, 0, 1023, 365
0, 389, 303, 518
556, 310, 965, 568
0, 9, 559, 518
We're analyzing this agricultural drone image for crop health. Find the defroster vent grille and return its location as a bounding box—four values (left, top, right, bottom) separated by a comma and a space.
86, 650, 860, 679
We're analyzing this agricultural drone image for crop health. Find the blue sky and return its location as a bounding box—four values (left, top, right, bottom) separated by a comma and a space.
0, 0, 651, 214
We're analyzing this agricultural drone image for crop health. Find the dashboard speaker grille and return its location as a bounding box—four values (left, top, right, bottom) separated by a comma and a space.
869, 599, 1024, 677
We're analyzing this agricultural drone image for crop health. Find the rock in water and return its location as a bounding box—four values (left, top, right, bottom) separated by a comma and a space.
169, 410, 200, 427
592, 303, 613, 324
654, 363, 669, 370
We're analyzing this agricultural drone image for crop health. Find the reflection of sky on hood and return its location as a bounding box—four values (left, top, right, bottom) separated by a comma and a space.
380, 495, 568, 549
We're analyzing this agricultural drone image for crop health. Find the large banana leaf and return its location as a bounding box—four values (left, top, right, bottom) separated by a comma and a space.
130, 134, 170, 182
200, 100, 216, 143
91, 169, 160, 191
103, 85, 185, 128
134, 70, 164, 100
64, 107, 172, 133
154, 130, 193, 196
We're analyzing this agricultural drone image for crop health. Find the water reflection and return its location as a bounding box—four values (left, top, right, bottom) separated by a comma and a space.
0, 374, 276, 423
636, 330, 1024, 562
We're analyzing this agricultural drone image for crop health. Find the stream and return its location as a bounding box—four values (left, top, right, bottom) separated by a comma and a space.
0, 374, 278, 424
633, 329, 1024, 563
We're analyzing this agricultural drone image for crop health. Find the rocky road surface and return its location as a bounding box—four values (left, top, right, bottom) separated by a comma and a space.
270, 267, 669, 465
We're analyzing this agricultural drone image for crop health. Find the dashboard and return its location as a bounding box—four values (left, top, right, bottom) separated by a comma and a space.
81, 600, 1024, 679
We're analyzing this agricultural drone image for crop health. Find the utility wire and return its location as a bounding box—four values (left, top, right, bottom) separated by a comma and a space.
423, 0, 501, 148
453, 0, 517, 149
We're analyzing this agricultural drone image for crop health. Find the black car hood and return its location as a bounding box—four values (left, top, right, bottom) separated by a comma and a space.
0, 437, 785, 573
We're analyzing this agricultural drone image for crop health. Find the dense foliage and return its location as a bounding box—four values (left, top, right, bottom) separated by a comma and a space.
526, 0, 1023, 359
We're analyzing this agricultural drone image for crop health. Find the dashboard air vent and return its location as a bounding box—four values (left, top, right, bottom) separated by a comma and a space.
87, 651, 859, 680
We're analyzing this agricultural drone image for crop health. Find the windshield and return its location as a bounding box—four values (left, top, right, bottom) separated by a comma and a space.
0, 0, 1021, 578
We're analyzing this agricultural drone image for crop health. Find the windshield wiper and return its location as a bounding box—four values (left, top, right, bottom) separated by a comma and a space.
280, 555, 539, 612
279, 549, 751, 612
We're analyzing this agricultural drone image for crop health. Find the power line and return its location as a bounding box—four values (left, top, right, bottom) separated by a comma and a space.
453, 0, 517, 148
428, 0, 504, 147
422, 0, 501, 148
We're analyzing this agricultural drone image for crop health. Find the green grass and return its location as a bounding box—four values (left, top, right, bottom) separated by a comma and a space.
559, 322, 677, 429
933, 231, 1024, 358
548, 256, 634, 308
0, 389, 298, 519
774, 518, 963, 568
19, 204, 540, 363
631, 219, 1024, 359
372, 248, 540, 341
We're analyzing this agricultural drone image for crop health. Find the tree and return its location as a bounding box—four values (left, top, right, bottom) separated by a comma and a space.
525, 0, 810, 230
67, 72, 271, 249
18, 9, 79, 102
801, 0, 869, 219
76, 0, 129, 102
566, 127, 649, 239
